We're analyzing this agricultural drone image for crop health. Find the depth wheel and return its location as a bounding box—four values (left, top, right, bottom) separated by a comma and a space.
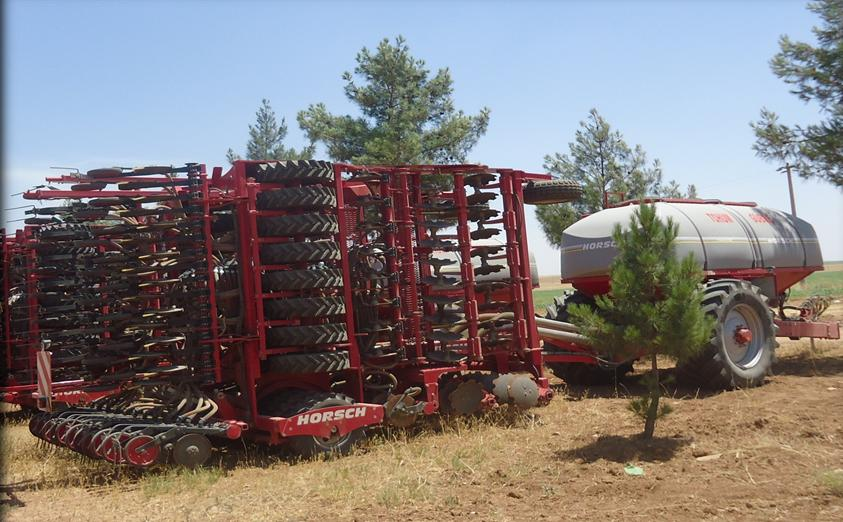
172, 433, 212, 468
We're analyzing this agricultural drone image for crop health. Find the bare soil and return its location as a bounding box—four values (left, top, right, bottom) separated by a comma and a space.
2, 304, 842, 521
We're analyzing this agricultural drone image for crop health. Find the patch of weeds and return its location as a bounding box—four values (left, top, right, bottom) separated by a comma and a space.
141, 467, 225, 497
819, 469, 843, 497
442, 495, 460, 507
374, 471, 431, 507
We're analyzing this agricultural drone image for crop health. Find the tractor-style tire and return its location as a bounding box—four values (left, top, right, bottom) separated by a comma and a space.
257, 214, 338, 237
264, 296, 346, 320
543, 291, 632, 385
266, 323, 348, 347
544, 291, 594, 322
677, 280, 776, 389
256, 186, 336, 210
262, 269, 344, 291
259, 390, 365, 458
251, 160, 334, 184
260, 241, 340, 265
523, 179, 583, 205
267, 351, 350, 374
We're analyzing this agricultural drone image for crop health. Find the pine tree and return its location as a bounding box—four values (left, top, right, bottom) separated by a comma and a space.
568, 204, 713, 438
536, 109, 688, 247
751, 0, 843, 187
298, 36, 490, 166
228, 99, 315, 163
686, 184, 699, 199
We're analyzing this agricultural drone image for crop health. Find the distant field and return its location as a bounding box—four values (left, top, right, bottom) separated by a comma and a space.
789, 268, 843, 299
823, 261, 843, 272
533, 262, 843, 314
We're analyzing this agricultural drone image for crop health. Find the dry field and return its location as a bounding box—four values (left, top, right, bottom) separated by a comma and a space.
1, 310, 842, 521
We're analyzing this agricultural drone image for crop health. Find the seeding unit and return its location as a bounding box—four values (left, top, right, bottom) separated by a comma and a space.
1, 161, 558, 466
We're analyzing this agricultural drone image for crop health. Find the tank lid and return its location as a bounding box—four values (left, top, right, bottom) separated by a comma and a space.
610, 197, 758, 208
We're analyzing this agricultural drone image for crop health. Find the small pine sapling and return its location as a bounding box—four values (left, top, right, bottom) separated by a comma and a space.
569, 204, 713, 438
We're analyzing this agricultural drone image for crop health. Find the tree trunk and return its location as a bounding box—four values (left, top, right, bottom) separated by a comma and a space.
643, 353, 660, 439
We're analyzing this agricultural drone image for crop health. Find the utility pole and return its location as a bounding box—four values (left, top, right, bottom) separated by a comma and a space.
778, 163, 797, 217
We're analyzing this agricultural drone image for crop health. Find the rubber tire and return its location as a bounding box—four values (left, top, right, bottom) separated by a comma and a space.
260, 241, 340, 265
262, 269, 344, 291
257, 214, 338, 237
259, 390, 364, 458
256, 186, 336, 210
250, 160, 334, 184
523, 179, 583, 205
266, 323, 348, 347
264, 296, 346, 320
676, 280, 776, 389
35, 245, 97, 256
543, 290, 632, 385
39, 225, 93, 241
266, 351, 350, 374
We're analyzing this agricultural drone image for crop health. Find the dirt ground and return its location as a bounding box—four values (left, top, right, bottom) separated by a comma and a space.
1, 305, 842, 521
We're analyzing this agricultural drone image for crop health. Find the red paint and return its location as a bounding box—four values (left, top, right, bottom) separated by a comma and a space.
733, 327, 753, 345
775, 319, 840, 340
705, 212, 734, 223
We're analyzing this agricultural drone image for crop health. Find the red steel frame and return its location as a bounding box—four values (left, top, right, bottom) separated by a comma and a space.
3, 161, 554, 446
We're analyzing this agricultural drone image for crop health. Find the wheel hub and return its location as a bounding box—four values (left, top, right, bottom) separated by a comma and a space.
733, 327, 753, 345
723, 304, 765, 368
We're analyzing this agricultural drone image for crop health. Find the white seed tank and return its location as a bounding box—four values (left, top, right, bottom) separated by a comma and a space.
560, 201, 824, 280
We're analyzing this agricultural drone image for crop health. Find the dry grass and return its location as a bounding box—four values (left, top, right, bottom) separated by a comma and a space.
1, 298, 841, 521
3, 361, 843, 521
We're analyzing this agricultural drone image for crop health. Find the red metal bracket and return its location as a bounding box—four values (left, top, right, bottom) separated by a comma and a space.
255, 403, 385, 443
775, 318, 840, 340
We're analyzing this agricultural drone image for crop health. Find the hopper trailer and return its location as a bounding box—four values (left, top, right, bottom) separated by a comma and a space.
540, 198, 840, 388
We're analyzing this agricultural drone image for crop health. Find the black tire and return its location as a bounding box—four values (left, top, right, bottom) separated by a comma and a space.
262, 269, 344, 291
548, 362, 634, 386
251, 160, 334, 184
677, 280, 776, 389
257, 214, 338, 237
266, 323, 348, 347
544, 290, 594, 322
35, 245, 97, 256
543, 290, 632, 385
39, 225, 93, 241
264, 297, 345, 320
260, 241, 340, 265
523, 179, 582, 205
259, 390, 364, 458
256, 186, 336, 210
266, 351, 350, 374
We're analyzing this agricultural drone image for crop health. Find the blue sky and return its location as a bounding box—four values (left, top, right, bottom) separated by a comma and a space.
4, 0, 841, 274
